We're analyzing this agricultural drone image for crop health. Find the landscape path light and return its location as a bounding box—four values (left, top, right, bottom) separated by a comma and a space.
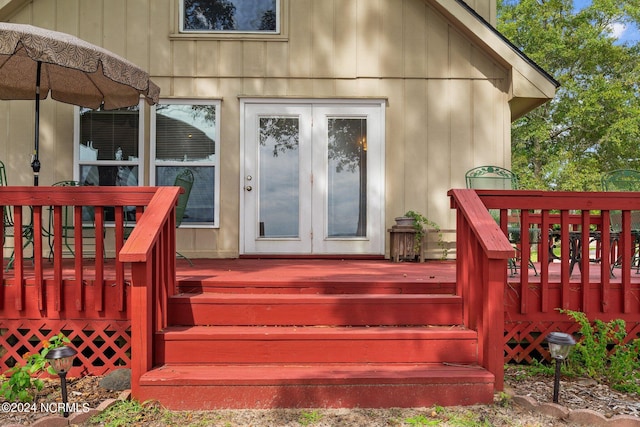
546, 331, 576, 404
45, 345, 77, 417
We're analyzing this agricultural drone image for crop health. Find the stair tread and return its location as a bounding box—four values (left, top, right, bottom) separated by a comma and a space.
141, 363, 493, 385
159, 325, 475, 340
172, 293, 460, 302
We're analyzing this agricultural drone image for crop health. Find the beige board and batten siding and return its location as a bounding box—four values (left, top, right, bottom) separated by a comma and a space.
0, 0, 546, 259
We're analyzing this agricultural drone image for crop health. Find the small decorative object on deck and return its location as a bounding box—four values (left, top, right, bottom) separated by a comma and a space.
389, 223, 423, 262
45, 345, 77, 417
546, 332, 576, 404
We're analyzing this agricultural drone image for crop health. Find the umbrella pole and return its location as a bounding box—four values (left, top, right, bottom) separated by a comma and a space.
31, 61, 42, 186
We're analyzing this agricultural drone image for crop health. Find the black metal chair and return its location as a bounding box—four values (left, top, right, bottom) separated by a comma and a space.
45, 180, 102, 260
601, 169, 640, 274
465, 165, 539, 276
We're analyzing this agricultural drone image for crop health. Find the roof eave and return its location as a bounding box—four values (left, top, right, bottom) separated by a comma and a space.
426, 0, 559, 121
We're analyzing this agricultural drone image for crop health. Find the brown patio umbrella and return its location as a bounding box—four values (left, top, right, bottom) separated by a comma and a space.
0, 22, 160, 185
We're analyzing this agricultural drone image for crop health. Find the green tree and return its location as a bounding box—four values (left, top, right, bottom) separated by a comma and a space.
498, 0, 640, 190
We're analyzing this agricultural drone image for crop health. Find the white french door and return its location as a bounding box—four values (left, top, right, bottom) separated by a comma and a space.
241, 100, 385, 255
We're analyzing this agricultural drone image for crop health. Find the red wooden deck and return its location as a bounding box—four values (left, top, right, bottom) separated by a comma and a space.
3, 186, 640, 409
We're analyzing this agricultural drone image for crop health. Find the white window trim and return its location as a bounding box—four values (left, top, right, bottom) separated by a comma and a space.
73, 101, 145, 185
151, 99, 221, 229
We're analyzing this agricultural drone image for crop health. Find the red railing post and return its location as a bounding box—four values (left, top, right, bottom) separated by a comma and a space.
449, 189, 514, 390
118, 187, 181, 401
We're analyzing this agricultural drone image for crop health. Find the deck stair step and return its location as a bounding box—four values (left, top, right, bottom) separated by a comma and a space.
140, 269, 493, 409
168, 293, 463, 326
139, 362, 494, 410
155, 325, 478, 364
177, 280, 456, 295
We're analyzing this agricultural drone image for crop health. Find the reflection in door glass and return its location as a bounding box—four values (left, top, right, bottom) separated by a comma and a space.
259, 117, 300, 238
327, 118, 367, 237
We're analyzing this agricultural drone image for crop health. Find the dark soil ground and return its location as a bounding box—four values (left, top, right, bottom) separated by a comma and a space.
1, 366, 639, 426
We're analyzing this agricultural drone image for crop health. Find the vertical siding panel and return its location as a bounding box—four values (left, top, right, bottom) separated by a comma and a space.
288, 0, 312, 77
7, 104, 32, 184
264, 78, 288, 95
0, 102, 7, 161
194, 78, 220, 97
501, 86, 511, 165
426, 6, 448, 78
428, 83, 455, 228
12, 3, 34, 24
219, 41, 243, 77
380, 0, 403, 77
404, 80, 427, 213
173, 41, 196, 77
265, 42, 289, 77
102, 0, 126, 57
449, 28, 471, 79
243, 42, 266, 77
243, 78, 265, 96
472, 46, 503, 80
149, 0, 172, 77
404, 0, 426, 78
56, 0, 79, 34
50, 104, 74, 183
196, 42, 219, 77
78, 0, 102, 44
312, 80, 336, 97
356, 0, 383, 77
288, 78, 313, 96
473, 79, 497, 164
126, 0, 150, 70
334, 0, 357, 78
450, 80, 473, 169
312, 0, 333, 78
173, 77, 194, 96
427, 79, 452, 225
356, 0, 380, 78
382, 79, 405, 216
219, 78, 242, 251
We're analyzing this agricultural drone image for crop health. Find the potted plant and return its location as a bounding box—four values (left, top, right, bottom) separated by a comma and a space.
402, 210, 448, 260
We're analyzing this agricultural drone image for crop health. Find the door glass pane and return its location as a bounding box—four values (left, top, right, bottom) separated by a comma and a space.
327, 118, 367, 237
259, 117, 300, 238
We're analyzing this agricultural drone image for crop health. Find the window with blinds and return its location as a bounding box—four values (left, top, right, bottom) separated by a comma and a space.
151, 100, 220, 227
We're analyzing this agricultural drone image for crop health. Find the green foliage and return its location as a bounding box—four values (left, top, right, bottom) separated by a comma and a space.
404, 413, 440, 426
0, 333, 70, 402
91, 400, 152, 427
498, 0, 640, 190
560, 309, 640, 394
298, 409, 324, 426
402, 406, 494, 426
404, 210, 448, 259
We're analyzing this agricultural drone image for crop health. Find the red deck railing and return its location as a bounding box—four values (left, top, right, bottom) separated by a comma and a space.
118, 187, 181, 397
0, 186, 179, 377
450, 189, 640, 372
448, 189, 514, 390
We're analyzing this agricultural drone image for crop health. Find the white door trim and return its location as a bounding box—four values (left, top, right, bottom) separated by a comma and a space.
240, 98, 386, 255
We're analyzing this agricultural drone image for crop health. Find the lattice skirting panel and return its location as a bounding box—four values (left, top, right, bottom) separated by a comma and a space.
0, 319, 130, 377
505, 320, 640, 364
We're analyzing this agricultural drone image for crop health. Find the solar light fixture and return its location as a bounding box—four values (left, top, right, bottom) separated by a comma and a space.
546, 332, 576, 403
45, 346, 77, 417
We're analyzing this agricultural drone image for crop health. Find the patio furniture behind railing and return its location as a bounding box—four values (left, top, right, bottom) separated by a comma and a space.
451, 189, 640, 365
0, 185, 179, 376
